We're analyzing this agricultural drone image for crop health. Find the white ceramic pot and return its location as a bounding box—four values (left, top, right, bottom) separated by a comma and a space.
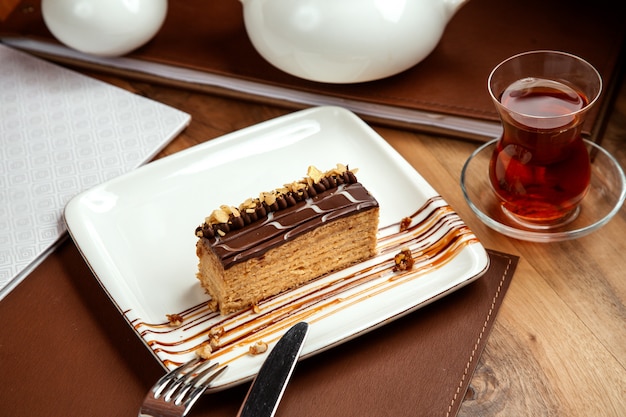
240, 0, 467, 83
42, 0, 167, 57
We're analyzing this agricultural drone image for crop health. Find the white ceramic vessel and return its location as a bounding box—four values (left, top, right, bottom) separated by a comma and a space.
42, 0, 167, 57
240, 0, 467, 83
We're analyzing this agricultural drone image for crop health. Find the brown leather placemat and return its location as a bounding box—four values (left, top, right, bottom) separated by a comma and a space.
0, 240, 518, 417
1, 0, 624, 141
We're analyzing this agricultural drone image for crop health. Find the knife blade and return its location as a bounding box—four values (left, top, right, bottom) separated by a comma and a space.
237, 322, 309, 417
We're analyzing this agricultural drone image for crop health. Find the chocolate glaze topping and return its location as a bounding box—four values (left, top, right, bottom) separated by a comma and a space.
195, 166, 378, 269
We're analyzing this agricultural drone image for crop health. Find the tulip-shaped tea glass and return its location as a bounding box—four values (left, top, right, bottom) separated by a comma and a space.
488, 50, 602, 228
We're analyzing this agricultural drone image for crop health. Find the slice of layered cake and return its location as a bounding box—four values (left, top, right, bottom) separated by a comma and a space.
194, 164, 379, 315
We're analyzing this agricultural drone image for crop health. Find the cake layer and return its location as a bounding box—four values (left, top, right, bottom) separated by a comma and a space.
194, 165, 380, 315
205, 182, 378, 269
196, 207, 379, 314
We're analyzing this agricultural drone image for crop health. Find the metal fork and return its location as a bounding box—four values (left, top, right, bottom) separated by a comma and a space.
139, 358, 228, 417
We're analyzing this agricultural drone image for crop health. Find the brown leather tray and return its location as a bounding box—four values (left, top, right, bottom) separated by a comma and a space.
1, 0, 624, 141
0, 242, 518, 417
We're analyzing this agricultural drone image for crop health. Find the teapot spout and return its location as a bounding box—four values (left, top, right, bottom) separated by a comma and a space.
444, 0, 469, 20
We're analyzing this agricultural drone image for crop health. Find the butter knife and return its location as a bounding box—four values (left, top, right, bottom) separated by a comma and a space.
237, 322, 309, 417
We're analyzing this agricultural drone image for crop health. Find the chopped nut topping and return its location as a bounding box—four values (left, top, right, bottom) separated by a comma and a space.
209, 208, 230, 224
285, 181, 307, 194
196, 164, 358, 239
209, 326, 225, 338
196, 343, 213, 359
393, 248, 415, 272
209, 336, 221, 351
307, 165, 325, 183
400, 217, 412, 232
166, 313, 184, 327
249, 340, 268, 355
260, 191, 276, 206
220, 205, 240, 217
204, 326, 224, 350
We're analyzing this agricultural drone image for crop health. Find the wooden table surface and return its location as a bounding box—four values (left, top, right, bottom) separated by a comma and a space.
2, 66, 625, 416
126, 73, 626, 416
93, 71, 626, 416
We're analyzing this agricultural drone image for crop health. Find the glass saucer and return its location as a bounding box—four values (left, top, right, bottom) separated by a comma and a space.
460, 139, 626, 242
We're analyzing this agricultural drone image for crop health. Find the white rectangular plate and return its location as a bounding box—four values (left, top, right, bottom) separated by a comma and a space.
65, 106, 489, 392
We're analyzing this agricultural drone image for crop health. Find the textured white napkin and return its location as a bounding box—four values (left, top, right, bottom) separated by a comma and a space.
0, 44, 191, 300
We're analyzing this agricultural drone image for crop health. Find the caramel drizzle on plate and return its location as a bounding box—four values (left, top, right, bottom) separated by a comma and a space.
128, 196, 479, 369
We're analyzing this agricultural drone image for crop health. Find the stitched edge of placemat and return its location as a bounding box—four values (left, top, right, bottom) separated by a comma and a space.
447, 249, 519, 417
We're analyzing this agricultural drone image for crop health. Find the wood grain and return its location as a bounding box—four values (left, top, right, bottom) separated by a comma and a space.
61, 67, 626, 416
407, 81, 626, 417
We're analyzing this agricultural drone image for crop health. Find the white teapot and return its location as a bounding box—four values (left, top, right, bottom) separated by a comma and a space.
239, 0, 467, 83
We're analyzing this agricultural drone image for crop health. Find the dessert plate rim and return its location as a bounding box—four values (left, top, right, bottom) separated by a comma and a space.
64, 105, 489, 391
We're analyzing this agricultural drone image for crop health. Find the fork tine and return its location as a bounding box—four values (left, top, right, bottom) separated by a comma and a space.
162, 358, 213, 402
153, 357, 202, 399
179, 366, 229, 413
190, 361, 220, 387
140, 358, 227, 417
170, 361, 218, 405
